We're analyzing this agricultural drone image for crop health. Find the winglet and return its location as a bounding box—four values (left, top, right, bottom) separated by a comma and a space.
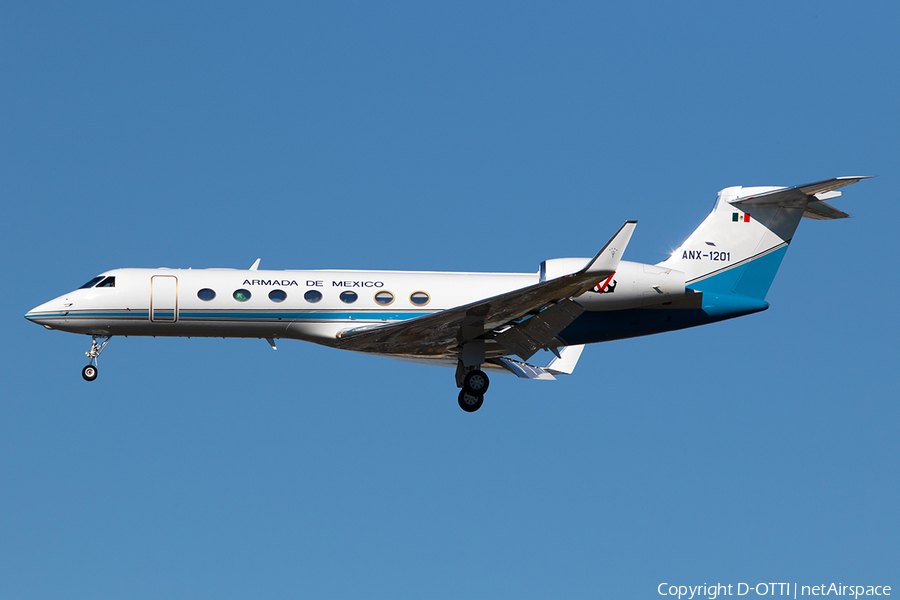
580, 221, 637, 275
250, 258, 261, 271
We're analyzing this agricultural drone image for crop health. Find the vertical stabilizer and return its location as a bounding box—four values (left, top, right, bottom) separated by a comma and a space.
657, 177, 868, 300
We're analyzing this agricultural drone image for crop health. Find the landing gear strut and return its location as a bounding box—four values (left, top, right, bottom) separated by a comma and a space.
82, 335, 111, 381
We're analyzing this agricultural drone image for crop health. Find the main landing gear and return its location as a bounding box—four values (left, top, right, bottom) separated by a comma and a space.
82, 335, 111, 381
457, 368, 490, 413
458, 389, 484, 412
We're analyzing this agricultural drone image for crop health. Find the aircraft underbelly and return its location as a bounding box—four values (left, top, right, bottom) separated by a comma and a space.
46, 314, 293, 338
559, 292, 768, 345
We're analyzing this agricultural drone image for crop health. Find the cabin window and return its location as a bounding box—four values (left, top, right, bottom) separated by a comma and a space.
268, 289, 287, 303
197, 288, 216, 301
96, 276, 116, 288
339, 291, 358, 304
79, 276, 104, 289
304, 290, 323, 303
410, 291, 430, 306
233, 289, 251, 302
374, 291, 394, 306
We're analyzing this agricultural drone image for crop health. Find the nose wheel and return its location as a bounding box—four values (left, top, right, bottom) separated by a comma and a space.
82, 335, 111, 382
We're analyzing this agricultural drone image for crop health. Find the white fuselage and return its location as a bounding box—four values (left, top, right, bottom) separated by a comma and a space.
25, 261, 686, 349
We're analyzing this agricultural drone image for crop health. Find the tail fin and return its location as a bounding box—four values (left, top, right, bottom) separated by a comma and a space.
658, 176, 870, 300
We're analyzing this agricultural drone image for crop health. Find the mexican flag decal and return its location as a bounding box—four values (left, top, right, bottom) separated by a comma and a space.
733, 212, 750, 223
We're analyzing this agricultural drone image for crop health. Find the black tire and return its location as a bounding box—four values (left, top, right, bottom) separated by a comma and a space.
458, 390, 484, 412
82, 365, 98, 381
462, 369, 490, 395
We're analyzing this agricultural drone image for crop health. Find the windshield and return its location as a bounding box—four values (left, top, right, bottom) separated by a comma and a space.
79, 276, 105, 289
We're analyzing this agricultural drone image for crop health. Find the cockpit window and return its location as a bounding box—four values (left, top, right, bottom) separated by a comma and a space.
79, 276, 105, 289
96, 276, 116, 288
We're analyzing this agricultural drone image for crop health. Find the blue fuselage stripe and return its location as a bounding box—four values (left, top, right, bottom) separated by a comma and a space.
26, 309, 432, 322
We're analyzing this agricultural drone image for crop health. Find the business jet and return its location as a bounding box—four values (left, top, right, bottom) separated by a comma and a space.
26, 176, 868, 411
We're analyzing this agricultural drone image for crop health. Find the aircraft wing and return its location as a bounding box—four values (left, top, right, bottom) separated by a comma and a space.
332, 221, 636, 360
492, 344, 586, 380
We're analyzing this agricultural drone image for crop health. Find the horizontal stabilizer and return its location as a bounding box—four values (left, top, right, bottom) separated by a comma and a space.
731, 176, 871, 209
803, 200, 850, 220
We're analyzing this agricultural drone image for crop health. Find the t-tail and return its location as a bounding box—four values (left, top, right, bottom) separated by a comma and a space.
657, 176, 871, 300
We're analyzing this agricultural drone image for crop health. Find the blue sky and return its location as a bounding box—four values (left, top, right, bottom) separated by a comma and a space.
2, 2, 897, 598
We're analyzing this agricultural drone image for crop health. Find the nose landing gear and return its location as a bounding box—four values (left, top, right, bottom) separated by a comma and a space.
82, 335, 111, 381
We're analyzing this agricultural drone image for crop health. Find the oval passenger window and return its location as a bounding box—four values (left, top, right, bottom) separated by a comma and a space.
268, 289, 287, 302
374, 291, 394, 305
304, 290, 323, 303
197, 288, 216, 301
233, 289, 251, 302
339, 291, 358, 304
410, 291, 430, 306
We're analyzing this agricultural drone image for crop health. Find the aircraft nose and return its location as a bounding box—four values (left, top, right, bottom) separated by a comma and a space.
25, 299, 65, 329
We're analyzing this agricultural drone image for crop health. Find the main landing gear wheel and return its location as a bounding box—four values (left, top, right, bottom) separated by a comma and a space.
458, 389, 484, 413
462, 369, 490, 395
82, 365, 98, 381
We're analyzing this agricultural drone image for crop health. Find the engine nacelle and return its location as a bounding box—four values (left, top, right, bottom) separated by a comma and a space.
539, 258, 686, 310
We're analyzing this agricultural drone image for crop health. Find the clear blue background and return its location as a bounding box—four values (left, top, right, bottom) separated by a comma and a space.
2, 2, 897, 598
